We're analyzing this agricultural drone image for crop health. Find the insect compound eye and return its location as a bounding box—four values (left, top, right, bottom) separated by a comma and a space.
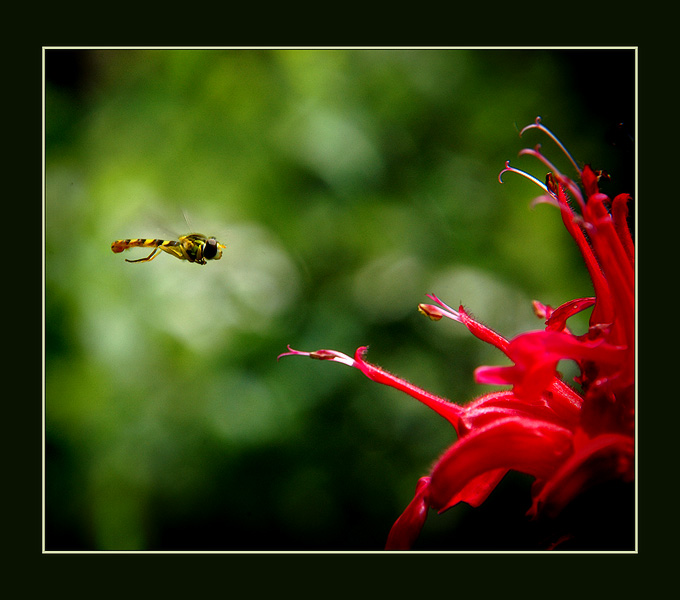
202, 238, 218, 260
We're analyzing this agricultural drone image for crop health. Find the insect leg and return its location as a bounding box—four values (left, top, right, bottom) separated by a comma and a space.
125, 248, 161, 263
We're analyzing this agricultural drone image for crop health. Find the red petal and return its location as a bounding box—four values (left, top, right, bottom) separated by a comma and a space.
428, 417, 573, 512
545, 297, 596, 332
352, 347, 464, 429
385, 477, 432, 550
581, 164, 600, 197
584, 195, 635, 352
476, 330, 626, 402
527, 432, 634, 518
445, 468, 508, 508
612, 193, 635, 268
458, 306, 509, 354
461, 391, 577, 433
556, 185, 614, 327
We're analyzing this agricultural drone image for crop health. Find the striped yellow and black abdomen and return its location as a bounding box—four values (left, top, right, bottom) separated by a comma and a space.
111, 238, 178, 254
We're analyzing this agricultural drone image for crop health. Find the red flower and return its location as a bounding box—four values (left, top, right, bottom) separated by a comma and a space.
279, 117, 635, 550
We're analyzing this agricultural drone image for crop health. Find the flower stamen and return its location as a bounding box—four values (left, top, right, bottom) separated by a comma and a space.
498, 161, 551, 195
520, 116, 582, 178
418, 294, 462, 322
277, 345, 356, 367
518, 145, 584, 205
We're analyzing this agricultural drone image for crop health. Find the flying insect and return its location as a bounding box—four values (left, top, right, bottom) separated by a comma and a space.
111, 233, 225, 265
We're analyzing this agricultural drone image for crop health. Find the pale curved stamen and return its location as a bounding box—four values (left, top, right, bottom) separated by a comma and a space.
519, 146, 567, 187
498, 161, 551, 195
519, 116, 582, 177
518, 146, 584, 206
519, 144, 563, 175
530, 194, 562, 211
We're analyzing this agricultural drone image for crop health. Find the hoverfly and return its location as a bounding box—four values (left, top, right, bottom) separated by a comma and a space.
111, 233, 225, 265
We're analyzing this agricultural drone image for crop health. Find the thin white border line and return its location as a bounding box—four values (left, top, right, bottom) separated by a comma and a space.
41, 46, 638, 554
42, 48, 47, 553
41, 45, 639, 50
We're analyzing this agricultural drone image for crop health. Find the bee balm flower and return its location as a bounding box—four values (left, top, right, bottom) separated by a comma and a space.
280, 117, 635, 550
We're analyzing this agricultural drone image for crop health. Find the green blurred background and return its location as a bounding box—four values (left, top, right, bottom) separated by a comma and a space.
44, 48, 635, 551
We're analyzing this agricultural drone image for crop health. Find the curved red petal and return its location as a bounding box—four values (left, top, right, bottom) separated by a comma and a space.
611, 193, 635, 268
445, 468, 508, 508
476, 330, 626, 402
461, 391, 577, 433
352, 347, 464, 429
555, 185, 614, 327
581, 164, 600, 197
385, 477, 432, 550
527, 433, 634, 519
545, 297, 596, 332
428, 418, 573, 512
458, 306, 509, 354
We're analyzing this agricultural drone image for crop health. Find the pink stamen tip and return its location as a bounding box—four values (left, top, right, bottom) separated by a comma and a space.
518, 116, 543, 137
277, 345, 310, 361
424, 294, 462, 322
277, 345, 357, 366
